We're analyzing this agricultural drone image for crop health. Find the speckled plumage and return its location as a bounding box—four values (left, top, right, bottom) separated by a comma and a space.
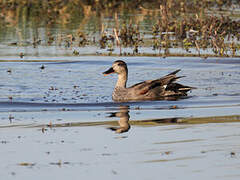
103, 60, 194, 102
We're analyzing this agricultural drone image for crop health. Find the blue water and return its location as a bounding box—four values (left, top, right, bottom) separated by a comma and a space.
0, 56, 239, 126
0, 56, 240, 180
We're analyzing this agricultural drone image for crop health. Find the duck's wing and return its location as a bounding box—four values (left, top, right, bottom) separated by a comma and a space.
130, 69, 181, 88
129, 70, 182, 95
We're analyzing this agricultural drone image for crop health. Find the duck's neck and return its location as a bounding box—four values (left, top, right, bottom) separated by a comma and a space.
116, 72, 128, 88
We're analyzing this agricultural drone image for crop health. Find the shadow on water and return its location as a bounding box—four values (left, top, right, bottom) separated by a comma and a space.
106, 106, 131, 133
8, 103, 238, 134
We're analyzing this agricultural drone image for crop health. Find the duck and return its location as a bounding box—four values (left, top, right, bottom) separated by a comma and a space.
103, 60, 195, 102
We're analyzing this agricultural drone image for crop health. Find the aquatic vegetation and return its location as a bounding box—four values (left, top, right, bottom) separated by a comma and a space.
18, 162, 36, 167
73, 49, 80, 55
0, 0, 240, 57
77, 31, 88, 47
19, 52, 24, 58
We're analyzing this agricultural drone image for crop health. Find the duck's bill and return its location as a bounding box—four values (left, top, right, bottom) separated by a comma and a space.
103, 67, 115, 76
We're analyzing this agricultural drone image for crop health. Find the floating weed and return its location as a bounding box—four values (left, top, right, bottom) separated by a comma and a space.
170, 105, 178, 109
19, 52, 24, 58
163, 151, 172, 155
40, 65, 45, 70
230, 152, 236, 158
47, 122, 53, 128
49, 160, 71, 167
73, 50, 80, 55
18, 162, 35, 167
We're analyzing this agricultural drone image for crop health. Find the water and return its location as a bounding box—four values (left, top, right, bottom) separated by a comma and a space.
1, 1, 240, 179
0, 56, 240, 180
1, 56, 240, 103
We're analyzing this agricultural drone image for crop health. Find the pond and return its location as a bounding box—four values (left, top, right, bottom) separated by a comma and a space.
1, 1, 240, 180
0, 56, 240, 180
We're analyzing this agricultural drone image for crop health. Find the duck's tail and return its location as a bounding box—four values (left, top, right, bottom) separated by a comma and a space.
166, 83, 196, 94
166, 69, 181, 76
164, 69, 196, 92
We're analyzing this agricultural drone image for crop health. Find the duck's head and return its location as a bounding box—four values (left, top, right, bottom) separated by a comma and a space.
103, 60, 128, 76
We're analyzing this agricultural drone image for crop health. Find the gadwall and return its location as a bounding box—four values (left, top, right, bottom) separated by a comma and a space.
103, 60, 195, 102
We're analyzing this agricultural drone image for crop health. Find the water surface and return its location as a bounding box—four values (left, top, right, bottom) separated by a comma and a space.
0, 56, 240, 180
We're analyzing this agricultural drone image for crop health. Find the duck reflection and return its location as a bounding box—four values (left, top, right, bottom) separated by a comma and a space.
107, 106, 130, 133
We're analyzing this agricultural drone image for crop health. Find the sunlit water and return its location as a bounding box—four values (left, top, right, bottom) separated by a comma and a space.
1, 1, 240, 178
0, 56, 240, 180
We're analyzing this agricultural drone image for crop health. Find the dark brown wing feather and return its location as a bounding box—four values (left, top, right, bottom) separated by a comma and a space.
129, 70, 182, 95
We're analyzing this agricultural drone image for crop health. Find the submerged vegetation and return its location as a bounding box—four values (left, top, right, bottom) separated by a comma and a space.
0, 0, 240, 57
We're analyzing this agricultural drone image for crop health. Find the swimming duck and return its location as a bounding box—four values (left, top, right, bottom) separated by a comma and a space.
103, 60, 194, 102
